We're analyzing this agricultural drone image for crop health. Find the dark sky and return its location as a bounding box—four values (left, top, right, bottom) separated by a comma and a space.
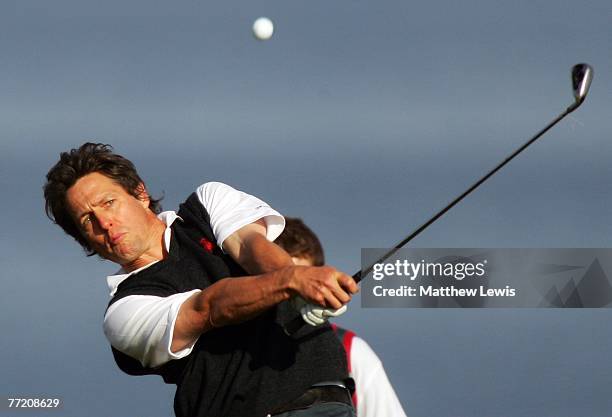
2, 1, 612, 416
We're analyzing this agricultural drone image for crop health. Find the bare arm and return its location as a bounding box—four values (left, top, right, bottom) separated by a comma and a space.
171, 265, 358, 352
222, 218, 293, 273
172, 218, 358, 352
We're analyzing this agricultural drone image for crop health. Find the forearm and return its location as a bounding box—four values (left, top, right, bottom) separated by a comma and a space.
205, 270, 293, 324
171, 268, 294, 351
172, 264, 357, 351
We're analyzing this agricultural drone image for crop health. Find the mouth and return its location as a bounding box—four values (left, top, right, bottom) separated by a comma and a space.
109, 233, 126, 246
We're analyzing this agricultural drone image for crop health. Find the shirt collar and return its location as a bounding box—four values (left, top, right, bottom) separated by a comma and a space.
106, 211, 182, 297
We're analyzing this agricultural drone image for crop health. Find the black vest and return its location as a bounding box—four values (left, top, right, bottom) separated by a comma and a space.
107, 193, 348, 417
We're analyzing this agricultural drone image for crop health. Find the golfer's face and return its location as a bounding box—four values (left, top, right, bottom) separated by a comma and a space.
66, 172, 156, 266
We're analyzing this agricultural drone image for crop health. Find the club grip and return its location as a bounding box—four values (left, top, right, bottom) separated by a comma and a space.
283, 269, 363, 336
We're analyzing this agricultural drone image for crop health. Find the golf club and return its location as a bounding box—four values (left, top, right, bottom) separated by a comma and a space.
285, 63, 593, 336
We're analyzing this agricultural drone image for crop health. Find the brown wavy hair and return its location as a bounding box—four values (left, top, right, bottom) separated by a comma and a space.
44, 143, 162, 255
275, 217, 325, 266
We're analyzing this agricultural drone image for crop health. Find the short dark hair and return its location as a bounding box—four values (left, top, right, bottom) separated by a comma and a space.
275, 217, 325, 266
43, 142, 162, 255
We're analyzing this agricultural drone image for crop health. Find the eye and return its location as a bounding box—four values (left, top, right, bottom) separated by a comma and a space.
104, 199, 115, 207
82, 214, 93, 227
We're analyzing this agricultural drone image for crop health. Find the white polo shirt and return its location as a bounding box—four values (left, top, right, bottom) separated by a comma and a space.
103, 182, 284, 368
351, 336, 408, 417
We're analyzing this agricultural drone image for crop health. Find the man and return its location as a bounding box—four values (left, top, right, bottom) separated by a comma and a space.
43, 143, 359, 417
275, 218, 408, 417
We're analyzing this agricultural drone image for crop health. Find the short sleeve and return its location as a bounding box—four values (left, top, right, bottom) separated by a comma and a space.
103, 289, 202, 368
195, 182, 285, 248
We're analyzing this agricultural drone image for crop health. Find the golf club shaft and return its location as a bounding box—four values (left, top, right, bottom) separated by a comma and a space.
354, 104, 576, 283
286, 102, 580, 336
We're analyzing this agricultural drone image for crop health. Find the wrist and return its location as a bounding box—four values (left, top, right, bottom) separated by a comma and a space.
276, 266, 299, 300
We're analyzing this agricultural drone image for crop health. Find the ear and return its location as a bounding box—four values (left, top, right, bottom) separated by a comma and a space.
135, 182, 151, 208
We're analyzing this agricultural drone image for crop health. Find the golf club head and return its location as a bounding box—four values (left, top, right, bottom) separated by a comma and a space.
571, 63, 593, 106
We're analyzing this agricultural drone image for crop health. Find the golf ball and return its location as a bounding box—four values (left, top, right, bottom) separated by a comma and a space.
252, 17, 274, 41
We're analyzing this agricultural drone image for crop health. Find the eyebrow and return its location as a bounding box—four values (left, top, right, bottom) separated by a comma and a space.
76, 193, 115, 222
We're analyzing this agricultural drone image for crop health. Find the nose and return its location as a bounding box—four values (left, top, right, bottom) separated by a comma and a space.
95, 211, 113, 230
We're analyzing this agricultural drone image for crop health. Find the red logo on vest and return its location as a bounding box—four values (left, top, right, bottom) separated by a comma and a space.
199, 237, 215, 253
